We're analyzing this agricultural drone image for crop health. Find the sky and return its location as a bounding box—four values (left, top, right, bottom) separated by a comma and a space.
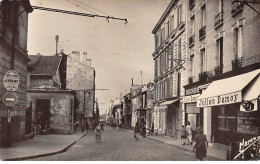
28, 0, 171, 114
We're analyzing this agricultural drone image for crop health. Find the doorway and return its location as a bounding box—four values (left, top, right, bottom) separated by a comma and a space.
35, 99, 50, 134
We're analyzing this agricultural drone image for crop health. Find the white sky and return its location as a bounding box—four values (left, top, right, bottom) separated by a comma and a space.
28, 0, 171, 114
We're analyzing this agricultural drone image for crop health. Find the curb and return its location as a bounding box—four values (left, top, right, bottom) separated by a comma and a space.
123, 129, 224, 161
3, 132, 88, 161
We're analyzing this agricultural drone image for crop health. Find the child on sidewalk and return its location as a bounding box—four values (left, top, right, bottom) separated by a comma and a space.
181, 125, 187, 145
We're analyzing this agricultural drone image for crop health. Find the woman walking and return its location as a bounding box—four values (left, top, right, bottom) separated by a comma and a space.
193, 126, 208, 161
186, 121, 192, 145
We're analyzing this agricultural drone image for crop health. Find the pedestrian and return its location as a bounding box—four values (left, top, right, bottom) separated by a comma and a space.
181, 125, 187, 145
151, 123, 154, 135
134, 122, 139, 140
186, 121, 192, 145
193, 126, 208, 161
85, 121, 89, 133
100, 122, 104, 131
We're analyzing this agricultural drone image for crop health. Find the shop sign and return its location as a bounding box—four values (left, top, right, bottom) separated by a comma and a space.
234, 135, 260, 160
3, 70, 19, 91
183, 94, 200, 103
197, 91, 242, 107
185, 87, 200, 96
240, 99, 258, 112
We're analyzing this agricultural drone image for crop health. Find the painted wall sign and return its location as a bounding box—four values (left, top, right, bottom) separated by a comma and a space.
3, 70, 19, 91
183, 94, 200, 103
197, 91, 242, 107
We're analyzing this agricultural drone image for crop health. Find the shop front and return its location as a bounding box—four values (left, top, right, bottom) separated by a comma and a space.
197, 69, 260, 159
160, 99, 179, 137
183, 86, 202, 139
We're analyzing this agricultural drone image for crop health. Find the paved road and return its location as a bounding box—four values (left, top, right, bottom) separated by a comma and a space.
28, 127, 219, 161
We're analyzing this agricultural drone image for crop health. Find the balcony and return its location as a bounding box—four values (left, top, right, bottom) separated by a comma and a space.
189, 34, 195, 47
214, 12, 224, 29
189, 0, 195, 10
199, 26, 206, 40
232, 57, 243, 71
231, 1, 244, 17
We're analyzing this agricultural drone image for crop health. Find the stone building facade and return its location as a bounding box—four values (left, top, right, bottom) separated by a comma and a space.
0, 0, 32, 146
152, 0, 187, 137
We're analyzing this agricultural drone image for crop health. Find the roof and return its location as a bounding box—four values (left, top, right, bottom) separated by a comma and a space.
152, 0, 178, 34
28, 55, 62, 76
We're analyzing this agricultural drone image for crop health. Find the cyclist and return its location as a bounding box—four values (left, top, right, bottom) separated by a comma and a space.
95, 123, 102, 143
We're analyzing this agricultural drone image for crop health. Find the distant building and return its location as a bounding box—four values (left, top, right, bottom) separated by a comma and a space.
0, 0, 33, 146
66, 51, 96, 130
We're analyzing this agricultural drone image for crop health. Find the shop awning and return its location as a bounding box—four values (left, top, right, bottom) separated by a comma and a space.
197, 69, 260, 108
160, 99, 179, 106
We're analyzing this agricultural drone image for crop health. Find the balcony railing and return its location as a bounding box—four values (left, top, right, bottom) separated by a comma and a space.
231, 1, 244, 17
199, 26, 206, 40
189, 0, 195, 10
232, 57, 243, 71
214, 12, 224, 29
189, 34, 195, 47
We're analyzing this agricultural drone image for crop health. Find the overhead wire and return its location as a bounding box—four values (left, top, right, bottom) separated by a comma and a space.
73, 0, 114, 17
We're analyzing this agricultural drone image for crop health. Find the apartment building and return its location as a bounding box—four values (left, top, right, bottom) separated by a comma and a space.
184, 0, 260, 156
152, 0, 187, 137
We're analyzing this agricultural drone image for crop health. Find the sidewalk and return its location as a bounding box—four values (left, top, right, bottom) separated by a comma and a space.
123, 129, 227, 161
0, 130, 89, 161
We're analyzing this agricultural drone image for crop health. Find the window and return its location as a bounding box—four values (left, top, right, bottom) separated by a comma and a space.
170, 15, 174, 33
177, 73, 181, 97
166, 21, 169, 38
191, 16, 195, 35
155, 59, 158, 77
162, 27, 165, 42
201, 5, 206, 27
177, 5, 182, 25
234, 27, 243, 59
178, 38, 182, 60
165, 48, 169, 70
217, 37, 223, 73
200, 49, 206, 73
170, 44, 174, 68
190, 55, 194, 77
155, 34, 159, 49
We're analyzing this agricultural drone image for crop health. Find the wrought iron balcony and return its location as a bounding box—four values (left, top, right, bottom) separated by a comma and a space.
199, 26, 206, 40
189, 34, 195, 47
231, 1, 244, 17
232, 57, 243, 71
189, 0, 195, 10
214, 12, 224, 29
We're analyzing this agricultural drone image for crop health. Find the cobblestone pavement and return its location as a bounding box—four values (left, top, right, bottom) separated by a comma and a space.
28, 127, 220, 161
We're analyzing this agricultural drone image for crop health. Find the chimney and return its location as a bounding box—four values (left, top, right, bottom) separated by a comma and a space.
131, 78, 134, 86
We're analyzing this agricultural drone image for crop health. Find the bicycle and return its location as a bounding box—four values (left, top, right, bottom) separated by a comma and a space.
96, 132, 101, 143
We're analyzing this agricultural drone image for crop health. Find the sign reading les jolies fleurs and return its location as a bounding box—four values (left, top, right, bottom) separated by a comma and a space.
197, 91, 242, 107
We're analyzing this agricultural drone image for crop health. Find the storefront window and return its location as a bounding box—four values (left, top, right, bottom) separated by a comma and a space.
217, 117, 227, 130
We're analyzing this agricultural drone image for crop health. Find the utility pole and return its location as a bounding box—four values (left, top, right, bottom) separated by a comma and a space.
55, 35, 59, 55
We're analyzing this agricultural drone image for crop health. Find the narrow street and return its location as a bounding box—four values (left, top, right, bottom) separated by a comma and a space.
28, 127, 219, 161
